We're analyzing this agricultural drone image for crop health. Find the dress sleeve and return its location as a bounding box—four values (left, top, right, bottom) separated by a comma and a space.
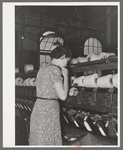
51, 66, 63, 83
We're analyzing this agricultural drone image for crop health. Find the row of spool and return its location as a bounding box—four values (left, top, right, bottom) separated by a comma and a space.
15, 64, 35, 74
70, 52, 116, 64
15, 77, 36, 86
15, 73, 118, 88
71, 73, 118, 88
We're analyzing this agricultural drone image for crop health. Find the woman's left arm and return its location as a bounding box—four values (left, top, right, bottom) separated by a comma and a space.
54, 68, 69, 101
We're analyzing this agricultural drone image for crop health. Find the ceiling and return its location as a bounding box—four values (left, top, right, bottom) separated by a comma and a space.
15, 6, 118, 33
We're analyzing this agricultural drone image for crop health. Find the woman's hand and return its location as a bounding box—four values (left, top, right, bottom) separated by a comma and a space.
61, 68, 68, 78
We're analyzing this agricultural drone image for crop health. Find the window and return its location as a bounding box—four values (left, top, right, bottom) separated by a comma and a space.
84, 37, 102, 76
39, 31, 64, 68
84, 38, 102, 55
40, 31, 64, 53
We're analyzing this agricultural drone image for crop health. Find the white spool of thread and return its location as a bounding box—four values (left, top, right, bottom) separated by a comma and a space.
15, 68, 19, 73
24, 79, 28, 86
77, 57, 87, 63
99, 52, 115, 59
84, 75, 92, 87
24, 64, 34, 73
18, 78, 23, 86
15, 77, 23, 86
30, 78, 36, 86
71, 76, 75, 86
86, 52, 100, 62
19, 80, 23, 86
25, 78, 31, 86
71, 76, 75, 81
97, 74, 114, 88
70, 58, 78, 64
91, 74, 99, 87
15, 78, 19, 86
112, 74, 118, 88
33, 81, 36, 86
73, 76, 85, 86
22, 80, 27, 86
84, 74, 99, 88
69, 87, 78, 96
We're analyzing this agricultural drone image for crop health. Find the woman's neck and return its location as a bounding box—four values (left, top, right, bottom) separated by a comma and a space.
51, 59, 61, 68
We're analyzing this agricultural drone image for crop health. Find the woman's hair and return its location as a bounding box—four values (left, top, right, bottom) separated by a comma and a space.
50, 46, 72, 60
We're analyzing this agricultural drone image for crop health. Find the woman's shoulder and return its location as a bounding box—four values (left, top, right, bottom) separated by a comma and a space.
50, 65, 61, 73
37, 64, 61, 76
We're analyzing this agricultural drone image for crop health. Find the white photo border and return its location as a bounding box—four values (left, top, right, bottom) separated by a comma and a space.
2, 2, 120, 147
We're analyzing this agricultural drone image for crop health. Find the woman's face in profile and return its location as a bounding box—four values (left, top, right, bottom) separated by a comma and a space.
60, 57, 71, 68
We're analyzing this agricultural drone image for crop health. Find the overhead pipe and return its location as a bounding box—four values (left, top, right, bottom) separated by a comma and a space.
57, 8, 67, 27
74, 6, 82, 20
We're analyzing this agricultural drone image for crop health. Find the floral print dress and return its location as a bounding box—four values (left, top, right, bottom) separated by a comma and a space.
29, 64, 63, 145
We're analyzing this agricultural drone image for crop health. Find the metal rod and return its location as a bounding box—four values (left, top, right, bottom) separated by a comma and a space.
74, 6, 81, 20
57, 8, 67, 27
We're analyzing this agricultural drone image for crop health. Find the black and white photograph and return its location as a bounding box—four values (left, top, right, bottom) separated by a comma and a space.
3, 2, 120, 147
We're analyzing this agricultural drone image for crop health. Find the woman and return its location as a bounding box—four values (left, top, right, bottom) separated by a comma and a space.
29, 46, 72, 145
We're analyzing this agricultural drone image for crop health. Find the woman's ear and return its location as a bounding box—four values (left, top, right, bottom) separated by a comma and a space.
60, 55, 65, 60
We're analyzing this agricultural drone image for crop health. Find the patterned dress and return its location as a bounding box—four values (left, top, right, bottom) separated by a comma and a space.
29, 64, 63, 145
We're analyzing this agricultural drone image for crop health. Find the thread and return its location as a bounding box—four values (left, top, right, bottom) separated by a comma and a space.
112, 73, 118, 88
86, 52, 100, 62
84, 74, 99, 88
15, 68, 19, 73
25, 78, 31, 86
73, 76, 85, 87
24, 64, 34, 73
99, 52, 115, 59
70, 58, 78, 64
77, 57, 87, 63
30, 78, 36, 86
15, 77, 23, 86
97, 74, 114, 88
